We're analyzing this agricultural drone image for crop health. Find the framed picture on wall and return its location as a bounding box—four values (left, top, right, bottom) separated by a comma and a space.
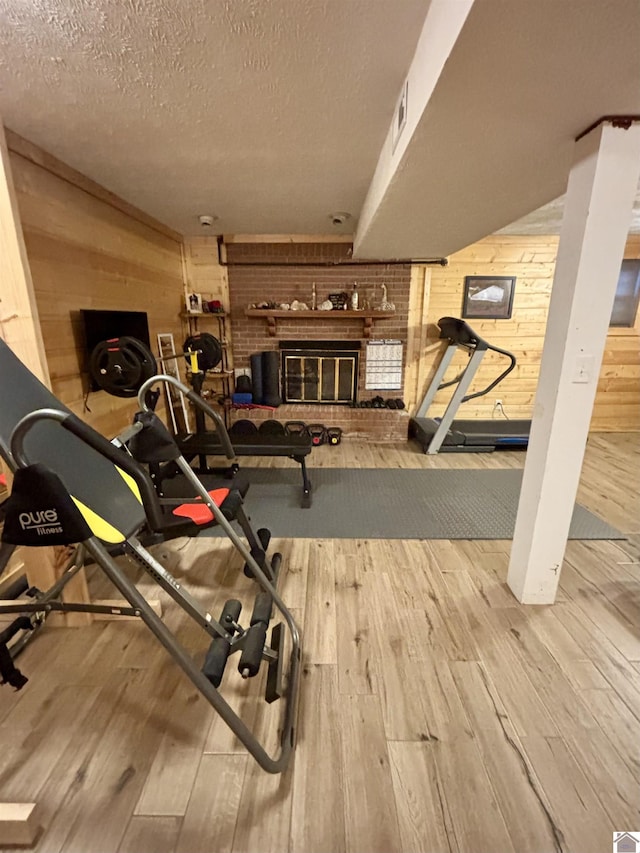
462, 276, 516, 320
185, 293, 203, 314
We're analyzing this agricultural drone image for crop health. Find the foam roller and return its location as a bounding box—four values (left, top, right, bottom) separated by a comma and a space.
243, 527, 272, 579
250, 353, 263, 404
251, 592, 273, 626
262, 351, 281, 407
238, 623, 267, 677
202, 636, 231, 687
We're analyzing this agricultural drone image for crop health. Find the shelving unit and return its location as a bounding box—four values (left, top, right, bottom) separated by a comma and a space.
244, 308, 396, 338
181, 311, 233, 426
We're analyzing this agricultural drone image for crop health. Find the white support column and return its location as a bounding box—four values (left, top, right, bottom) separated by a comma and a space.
508, 119, 640, 604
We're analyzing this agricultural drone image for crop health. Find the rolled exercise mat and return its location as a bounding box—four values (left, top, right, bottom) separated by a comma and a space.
250, 353, 264, 405
231, 393, 253, 405
262, 351, 282, 408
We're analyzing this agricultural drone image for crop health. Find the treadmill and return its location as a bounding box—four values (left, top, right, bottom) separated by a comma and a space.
410, 316, 531, 454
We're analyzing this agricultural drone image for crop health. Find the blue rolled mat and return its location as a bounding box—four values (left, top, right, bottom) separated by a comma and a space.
232, 393, 253, 405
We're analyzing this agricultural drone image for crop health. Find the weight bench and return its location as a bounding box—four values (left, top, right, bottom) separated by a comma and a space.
0, 344, 301, 774
176, 431, 313, 508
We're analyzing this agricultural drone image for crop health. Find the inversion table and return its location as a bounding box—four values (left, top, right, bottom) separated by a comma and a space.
0, 340, 301, 773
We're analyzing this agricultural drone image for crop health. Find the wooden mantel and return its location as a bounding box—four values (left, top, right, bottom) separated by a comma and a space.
244, 308, 396, 338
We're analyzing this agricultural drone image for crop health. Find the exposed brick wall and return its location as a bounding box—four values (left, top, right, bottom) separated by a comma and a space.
226, 241, 411, 405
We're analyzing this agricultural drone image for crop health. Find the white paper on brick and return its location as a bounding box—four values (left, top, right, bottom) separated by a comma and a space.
365, 340, 403, 390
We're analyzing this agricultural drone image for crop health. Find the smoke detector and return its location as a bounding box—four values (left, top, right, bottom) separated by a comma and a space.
329, 211, 351, 226
198, 214, 218, 228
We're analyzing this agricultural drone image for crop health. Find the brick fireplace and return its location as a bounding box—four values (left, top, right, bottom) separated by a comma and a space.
226, 241, 411, 441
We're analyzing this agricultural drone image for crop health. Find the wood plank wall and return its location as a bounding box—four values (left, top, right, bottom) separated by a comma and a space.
410, 234, 640, 431
7, 134, 186, 438
183, 237, 230, 310
9, 131, 636, 441
182, 237, 233, 371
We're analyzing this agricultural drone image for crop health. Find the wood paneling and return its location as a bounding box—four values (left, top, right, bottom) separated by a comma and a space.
8, 140, 185, 438
182, 237, 233, 371
409, 234, 640, 431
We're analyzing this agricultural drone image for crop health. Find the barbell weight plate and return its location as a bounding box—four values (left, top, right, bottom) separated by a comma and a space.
89, 336, 157, 398
183, 333, 222, 373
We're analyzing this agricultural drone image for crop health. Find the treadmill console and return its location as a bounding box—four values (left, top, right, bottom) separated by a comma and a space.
438, 317, 486, 349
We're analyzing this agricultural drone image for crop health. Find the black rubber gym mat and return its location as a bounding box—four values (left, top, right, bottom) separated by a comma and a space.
205, 467, 625, 540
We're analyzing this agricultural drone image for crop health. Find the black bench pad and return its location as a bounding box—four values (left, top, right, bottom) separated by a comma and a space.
175, 432, 313, 508
177, 432, 312, 457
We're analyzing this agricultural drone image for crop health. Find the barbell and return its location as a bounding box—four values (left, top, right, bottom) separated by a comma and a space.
89, 332, 223, 398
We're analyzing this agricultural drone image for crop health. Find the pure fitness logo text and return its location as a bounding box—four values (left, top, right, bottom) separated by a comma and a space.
19, 508, 63, 536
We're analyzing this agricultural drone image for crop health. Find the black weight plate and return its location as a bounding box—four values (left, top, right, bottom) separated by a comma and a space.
258, 420, 285, 436
183, 333, 222, 372
229, 419, 259, 436
90, 336, 157, 398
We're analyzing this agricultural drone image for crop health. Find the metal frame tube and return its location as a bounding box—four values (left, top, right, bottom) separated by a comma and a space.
426, 348, 487, 454
138, 375, 236, 460
415, 344, 457, 418
84, 537, 299, 773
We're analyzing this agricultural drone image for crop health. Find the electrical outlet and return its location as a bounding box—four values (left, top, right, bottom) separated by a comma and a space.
495, 399, 502, 407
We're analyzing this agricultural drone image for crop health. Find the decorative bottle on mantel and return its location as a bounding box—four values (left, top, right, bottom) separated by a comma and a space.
351, 282, 359, 311
311, 282, 317, 311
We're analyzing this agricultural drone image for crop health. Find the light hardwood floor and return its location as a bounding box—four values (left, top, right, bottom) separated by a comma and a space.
0, 433, 638, 853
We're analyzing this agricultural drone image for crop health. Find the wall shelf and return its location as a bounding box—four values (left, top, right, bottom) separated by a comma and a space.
180, 311, 232, 426
180, 311, 227, 322
244, 308, 396, 338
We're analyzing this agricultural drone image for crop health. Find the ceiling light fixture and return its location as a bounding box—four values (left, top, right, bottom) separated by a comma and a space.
329, 212, 351, 226
198, 214, 218, 228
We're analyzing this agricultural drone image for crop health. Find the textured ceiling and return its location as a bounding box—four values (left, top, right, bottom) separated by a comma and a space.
0, 0, 430, 235
1, 0, 639, 250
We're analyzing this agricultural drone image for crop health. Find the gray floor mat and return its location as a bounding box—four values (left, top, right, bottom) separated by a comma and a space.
206, 467, 625, 540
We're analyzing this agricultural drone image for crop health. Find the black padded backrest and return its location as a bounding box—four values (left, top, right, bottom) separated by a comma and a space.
0, 340, 147, 543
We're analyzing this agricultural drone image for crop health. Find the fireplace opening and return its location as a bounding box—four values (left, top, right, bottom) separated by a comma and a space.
279, 340, 360, 404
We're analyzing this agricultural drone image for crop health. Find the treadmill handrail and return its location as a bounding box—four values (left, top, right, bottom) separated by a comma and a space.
437, 317, 517, 402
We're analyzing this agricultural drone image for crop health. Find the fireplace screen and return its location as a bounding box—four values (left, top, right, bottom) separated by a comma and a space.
280, 341, 360, 404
